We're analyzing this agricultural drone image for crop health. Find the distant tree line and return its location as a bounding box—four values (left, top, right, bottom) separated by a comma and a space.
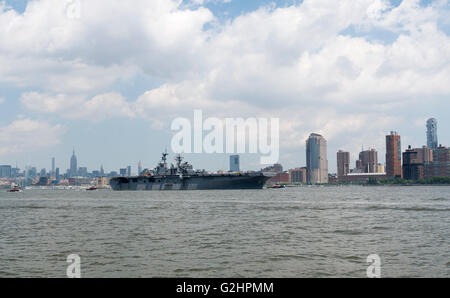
374, 176, 450, 185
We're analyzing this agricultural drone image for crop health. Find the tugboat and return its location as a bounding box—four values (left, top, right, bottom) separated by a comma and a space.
7, 185, 21, 192
86, 186, 98, 191
269, 184, 285, 189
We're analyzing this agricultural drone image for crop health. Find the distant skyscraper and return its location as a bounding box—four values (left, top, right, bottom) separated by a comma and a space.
425, 146, 450, 179
120, 168, 127, 176
356, 149, 378, 173
70, 149, 78, 177
386, 131, 402, 178
138, 161, 142, 176
230, 155, 240, 172
403, 145, 433, 181
11, 167, 20, 178
289, 167, 307, 183
337, 150, 350, 179
306, 133, 328, 184
127, 166, 131, 177
426, 118, 438, 150
0, 165, 12, 178
55, 168, 60, 180
100, 165, 104, 177
78, 167, 88, 177
51, 157, 55, 175
27, 167, 37, 178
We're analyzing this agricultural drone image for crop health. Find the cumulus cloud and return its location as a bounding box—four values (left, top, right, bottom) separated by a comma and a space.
0, 119, 65, 156
2, 0, 450, 167
20, 92, 135, 121
0, 0, 214, 92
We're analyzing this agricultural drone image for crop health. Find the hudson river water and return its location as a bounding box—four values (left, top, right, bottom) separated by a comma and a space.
0, 186, 449, 278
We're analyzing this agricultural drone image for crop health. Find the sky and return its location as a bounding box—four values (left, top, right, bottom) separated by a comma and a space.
0, 0, 449, 174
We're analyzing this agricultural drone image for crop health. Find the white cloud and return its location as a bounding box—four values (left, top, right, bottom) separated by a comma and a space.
0, 119, 65, 156
0, 0, 215, 92
20, 92, 135, 121
2, 0, 450, 167
20, 92, 85, 114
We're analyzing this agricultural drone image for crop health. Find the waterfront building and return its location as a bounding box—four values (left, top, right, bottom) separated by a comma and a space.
356, 149, 378, 173
96, 177, 110, 188
328, 174, 338, 183
289, 167, 307, 184
425, 146, 450, 178
229, 155, 240, 172
426, 118, 438, 150
138, 161, 142, 176
0, 165, 12, 178
403, 146, 433, 180
38, 177, 48, 186
306, 133, 328, 184
337, 150, 350, 181
266, 172, 290, 184
120, 168, 127, 176
386, 131, 402, 178
339, 172, 387, 183
262, 163, 283, 173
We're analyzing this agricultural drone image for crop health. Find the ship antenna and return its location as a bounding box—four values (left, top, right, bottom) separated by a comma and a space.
176, 153, 183, 168
161, 148, 169, 170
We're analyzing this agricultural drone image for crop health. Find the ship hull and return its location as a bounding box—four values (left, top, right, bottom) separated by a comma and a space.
110, 174, 270, 191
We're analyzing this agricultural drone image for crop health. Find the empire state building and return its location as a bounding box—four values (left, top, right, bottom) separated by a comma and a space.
70, 149, 78, 177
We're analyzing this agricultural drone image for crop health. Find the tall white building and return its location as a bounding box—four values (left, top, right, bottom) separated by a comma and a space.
427, 118, 438, 150
306, 133, 328, 184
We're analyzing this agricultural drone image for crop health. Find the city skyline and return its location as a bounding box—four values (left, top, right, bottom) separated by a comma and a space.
0, 116, 446, 177
1, 0, 450, 173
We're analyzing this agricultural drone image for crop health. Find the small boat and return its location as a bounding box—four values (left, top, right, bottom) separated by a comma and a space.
7, 185, 21, 192
269, 184, 285, 189
86, 186, 98, 191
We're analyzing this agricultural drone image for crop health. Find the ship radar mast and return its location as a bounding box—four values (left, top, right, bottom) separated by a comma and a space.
161, 151, 168, 166
175, 154, 183, 168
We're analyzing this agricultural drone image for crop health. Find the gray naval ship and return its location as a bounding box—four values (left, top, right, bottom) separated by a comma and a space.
110, 152, 271, 191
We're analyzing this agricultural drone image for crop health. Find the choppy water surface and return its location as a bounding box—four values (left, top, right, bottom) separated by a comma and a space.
0, 186, 449, 277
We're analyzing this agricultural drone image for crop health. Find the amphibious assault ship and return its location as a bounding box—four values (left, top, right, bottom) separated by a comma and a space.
110, 152, 271, 191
